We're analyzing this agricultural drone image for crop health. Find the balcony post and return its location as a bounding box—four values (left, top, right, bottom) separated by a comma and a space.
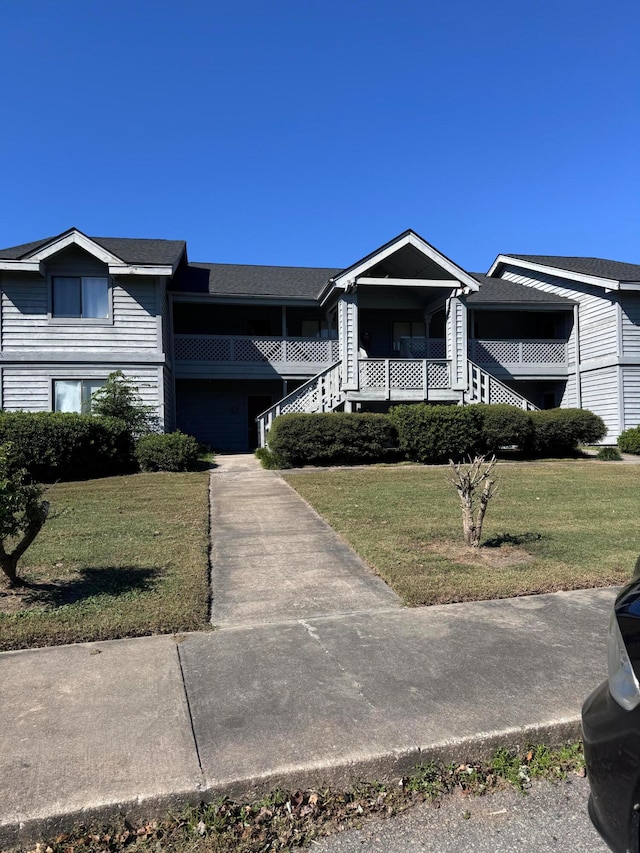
338, 294, 359, 391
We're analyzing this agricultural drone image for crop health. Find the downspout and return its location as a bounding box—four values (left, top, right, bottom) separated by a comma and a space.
573, 304, 581, 408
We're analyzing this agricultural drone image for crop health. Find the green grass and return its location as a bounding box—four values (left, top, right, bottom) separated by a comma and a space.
283, 462, 639, 605
0, 472, 211, 650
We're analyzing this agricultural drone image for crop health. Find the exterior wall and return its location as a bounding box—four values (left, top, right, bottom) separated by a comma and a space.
1, 365, 161, 412
1, 271, 160, 354
622, 367, 640, 432
499, 266, 616, 365
163, 366, 175, 431
560, 373, 578, 408
175, 378, 284, 451
580, 366, 620, 441
620, 294, 640, 357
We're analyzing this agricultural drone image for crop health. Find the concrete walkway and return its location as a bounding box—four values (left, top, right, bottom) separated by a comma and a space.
0, 454, 616, 848
210, 454, 401, 626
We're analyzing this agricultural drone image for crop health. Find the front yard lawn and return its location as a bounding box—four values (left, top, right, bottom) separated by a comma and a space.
283, 462, 639, 605
0, 472, 210, 650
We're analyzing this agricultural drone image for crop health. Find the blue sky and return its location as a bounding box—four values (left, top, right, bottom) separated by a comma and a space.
1, 0, 638, 271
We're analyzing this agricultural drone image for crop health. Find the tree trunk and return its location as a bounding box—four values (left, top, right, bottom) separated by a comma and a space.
0, 500, 49, 587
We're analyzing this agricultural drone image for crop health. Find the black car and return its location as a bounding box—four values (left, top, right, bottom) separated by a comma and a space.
583, 578, 640, 853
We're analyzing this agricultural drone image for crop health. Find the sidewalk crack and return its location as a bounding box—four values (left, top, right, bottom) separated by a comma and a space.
175, 641, 206, 791
298, 619, 377, 711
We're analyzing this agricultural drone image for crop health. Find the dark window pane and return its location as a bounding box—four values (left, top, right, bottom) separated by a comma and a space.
53, 277, 81, 317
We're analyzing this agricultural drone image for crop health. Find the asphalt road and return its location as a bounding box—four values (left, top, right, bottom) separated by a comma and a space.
312, 777, 611, 852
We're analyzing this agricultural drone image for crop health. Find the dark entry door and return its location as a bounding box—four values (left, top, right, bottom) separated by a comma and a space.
247, 395, 272, 450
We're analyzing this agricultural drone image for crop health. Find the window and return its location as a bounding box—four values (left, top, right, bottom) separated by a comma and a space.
53, 379, 105, 413
52, 276, 110, 319
392, 321, 426, 352
300, 319, 331, 338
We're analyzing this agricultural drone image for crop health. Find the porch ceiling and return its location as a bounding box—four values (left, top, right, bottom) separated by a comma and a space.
365, 243, 456, 280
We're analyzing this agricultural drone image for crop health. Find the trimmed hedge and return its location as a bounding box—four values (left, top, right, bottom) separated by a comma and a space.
474, 404, 533, 453
262, 404, 609, 468
618, 426, 640, 455
266, 412, 400, 468
388, 404, 484, 464
527, 408, 607, 455
135, 431, 200, 472
0, 412, 135, 482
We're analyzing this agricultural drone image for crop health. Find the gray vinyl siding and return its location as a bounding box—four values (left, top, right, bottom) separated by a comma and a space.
559, 373, 578, 408
500, 267, 617, 364
1, 273, 159, 353
163, 366, 175, 431
620, 294, 640, 357
622, 367, 640, 431
580, 366, 620, 441
2, 365, 161, 413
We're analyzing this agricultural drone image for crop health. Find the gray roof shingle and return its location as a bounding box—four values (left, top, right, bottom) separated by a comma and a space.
501, 255, 640, 281
468, 274, 575, 305
189, 263, 341, 299
0, 232, 186, 266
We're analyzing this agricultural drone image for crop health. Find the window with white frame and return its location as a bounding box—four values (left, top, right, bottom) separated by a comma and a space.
53, 379, 105, 413
51, 276, 110, 319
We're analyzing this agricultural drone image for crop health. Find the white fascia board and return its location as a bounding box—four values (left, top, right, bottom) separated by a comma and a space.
109, 264, 173, 276
488, 255, 620, 291
356, 277, 462, 288
619, 282, 640, 291
0, 260, 45, 274
29, 230, 125, 266
332, 232, 480, 292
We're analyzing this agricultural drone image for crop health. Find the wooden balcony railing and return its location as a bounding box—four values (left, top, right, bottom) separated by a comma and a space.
174, 335, 340, 365
358, 359, 451, 394
402, 338, 568, 367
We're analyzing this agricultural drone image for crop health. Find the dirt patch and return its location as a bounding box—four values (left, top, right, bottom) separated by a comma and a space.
426, 540, 534, 569
0, 586, 34, 614
0, 576, 62, 614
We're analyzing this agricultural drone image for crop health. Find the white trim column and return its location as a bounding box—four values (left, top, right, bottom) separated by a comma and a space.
338, 294, 359, 391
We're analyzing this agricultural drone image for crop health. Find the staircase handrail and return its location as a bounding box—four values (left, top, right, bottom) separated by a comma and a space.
255, 361, 343, 447
466, 360, 539, 410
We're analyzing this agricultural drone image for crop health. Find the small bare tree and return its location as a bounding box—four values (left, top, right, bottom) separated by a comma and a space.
448, 455, 498, 548
0, 446, 49, 587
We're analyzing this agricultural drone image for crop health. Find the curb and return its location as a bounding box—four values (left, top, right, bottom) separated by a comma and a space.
0, 716, 582, 851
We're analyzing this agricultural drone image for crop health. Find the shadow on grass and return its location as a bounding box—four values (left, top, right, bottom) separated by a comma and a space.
19, 565, 163, 607
483, 532, 544, 549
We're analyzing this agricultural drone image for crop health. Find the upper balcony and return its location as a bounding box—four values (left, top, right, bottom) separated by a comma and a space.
173, 334, 340, 378
403, 337, 569, 377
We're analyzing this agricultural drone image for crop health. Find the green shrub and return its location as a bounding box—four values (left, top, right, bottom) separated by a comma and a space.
618, 426, 640, 455
0, 412, 135, 482
597, 446, 622, 461
527, 408, 607, 456
266, 413, 400, 468
135, 431, 200, 472
474, 404, 533, 452
90, 370, 157, 438
255, 447, 281, 469
388, 404, 483, 464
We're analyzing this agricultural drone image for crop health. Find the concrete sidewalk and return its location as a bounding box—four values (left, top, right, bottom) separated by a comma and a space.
0, 455, 615, 848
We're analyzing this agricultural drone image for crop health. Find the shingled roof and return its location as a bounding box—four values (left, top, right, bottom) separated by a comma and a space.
468, 274, 575, 305
501, 255, 640, 282
187, 262, 340, 299
0, 233, 186, 267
